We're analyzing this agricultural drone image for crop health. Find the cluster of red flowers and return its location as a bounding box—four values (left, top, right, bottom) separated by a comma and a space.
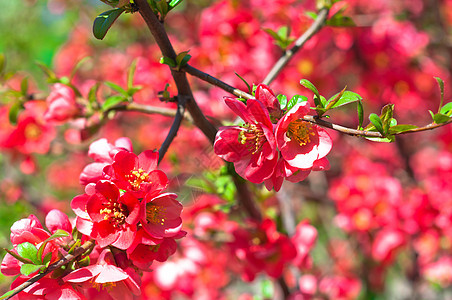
1, 138, 185, 299
215, 84, 332, 191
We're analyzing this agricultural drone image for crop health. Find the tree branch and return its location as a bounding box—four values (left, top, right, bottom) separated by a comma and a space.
105, 102, 194, 122
263, 8, 330, 85
135, 0, 217, 144
5, 239, 95, 300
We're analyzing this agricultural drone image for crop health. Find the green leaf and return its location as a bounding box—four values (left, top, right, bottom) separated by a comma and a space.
287, 95, 308, 111
104, 81, 127, 96
388, 124, 418, 134
379, 104, 394, 134
277, 94, 287, 110
326, 90, 362, 109
305, 11, 318, 19
300, 79, 322, 107
0, 289, 16, 300
42, 252, 52, 267
169, 0, 184, 8
88, 82, 101, 105
365, 135, 395, 143
435, 77, 445, 113
433, 113, 451, 124
127, 59, 137, 90
37, 229, 70, 263
20, 264, 44, 276
235, 72, 251, 94
440, 102, 452, 116
175, 51, 191, 68
20, 78, 28, 97
357, 99, 364, 129
159, 56, 176, 68
93, 8, 125, 40
36, 62, 57, 81
102, 95, 127, 111
17, 242, 40, 265
0, 53, 5, 74
261, 279, 274, 299
8, 102, 23, 125
326, 15, 355, 27
369, 113, 384, 135
3, 248, 34, 264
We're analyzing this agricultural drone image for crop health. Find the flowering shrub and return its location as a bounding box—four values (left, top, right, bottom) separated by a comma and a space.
1, 0, 452, 299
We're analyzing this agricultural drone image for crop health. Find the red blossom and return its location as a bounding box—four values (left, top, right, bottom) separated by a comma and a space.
105, 150, 169, 198
214, 98, 278, 183
44, 83, 81, 123
275, 101, 332, 169
71, 181, 141, 249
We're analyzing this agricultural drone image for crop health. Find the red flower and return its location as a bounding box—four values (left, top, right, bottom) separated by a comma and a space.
140, 193, 183, 239
105, 150, 169, 198
275, 101, 332, 169
214, 98, 278, 183
255, 84, 282, 121
71, 181, 141, 249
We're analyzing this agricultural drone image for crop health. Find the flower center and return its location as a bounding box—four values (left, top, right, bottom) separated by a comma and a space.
99, 201, 127, 227
126, 168, 150, 190
24, 123, 41, 140
238, 123, 265, 154
146, 203, 166, 225
91, 278, 117, 291
286, 119, 316, 146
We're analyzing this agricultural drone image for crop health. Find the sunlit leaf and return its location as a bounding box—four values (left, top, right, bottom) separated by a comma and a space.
17, 242, 40, 265
277, 94, 287, 110
388, 124, 418, 134
93, 8, 125, 40
369, 113, 384, 135
20, 264, 43, 276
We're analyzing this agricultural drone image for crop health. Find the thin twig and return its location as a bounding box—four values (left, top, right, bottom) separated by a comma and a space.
263, 8, 330, 85
158, 95, 188, 163
5, 239, 95, 300
183, 65, 254, 100
105, 102, 194, 122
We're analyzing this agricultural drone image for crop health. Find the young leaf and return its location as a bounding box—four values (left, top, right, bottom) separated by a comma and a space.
388, 124, 418, 134
93, 8, 125, 40
326, 14, 355, 27
36, 62, 57, 81
369, 113, 384, 135
159, 56, 176, 68
8, 102, 23, 125
104, 81, 127, 96
435, 77, 445, 113
127, 59, 137, 90
326, 90, 363, 110
102, 95, 127, 111
300, 79, 322, 107
287, 95, 308, 111
0, 289, 16, 300
169, 0, 184, 8
277, 94, 287, 110
37, 229, 70, 263
440, 102, 452, 116
3, 248, 34, 264
305, 11, 318, 19
0, 53, 5, 75
175, 51, 191, 68
17, 242, 40, 265
365, 135, 395, 143
357, 99, 364, 129
379, 104, 394, 134
235, 73, 251, 94
433, 113, 451, 124
20, 264, 44, 276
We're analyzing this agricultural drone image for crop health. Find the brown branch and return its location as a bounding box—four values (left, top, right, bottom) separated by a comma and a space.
158, 95, 188, 163
263, 8, 330, 85
5, 239, 95, 300
135, 0, 217, 144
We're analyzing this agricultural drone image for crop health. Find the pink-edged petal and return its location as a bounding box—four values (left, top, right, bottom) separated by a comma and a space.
70, 194, 90, 219
313, 157, 330, 171
316, 127, 333, 159
96, 265, 130, 283
79, 162, 109, 185
111, 226, 136, 250
114, 137, 133, 152
63, 266, 99, 282
88, 138, 114, 162
74, 217, 93, 236
137, 150, 159, 173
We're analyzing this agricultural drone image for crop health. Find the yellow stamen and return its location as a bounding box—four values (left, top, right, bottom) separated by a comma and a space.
238, 123, 265, 154
286, 119, 316, 146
